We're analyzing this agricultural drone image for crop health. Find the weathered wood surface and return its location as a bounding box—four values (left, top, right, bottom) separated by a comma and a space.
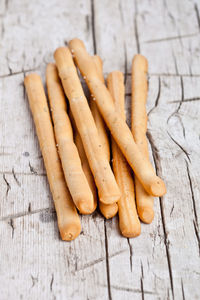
0, 0, 200, 299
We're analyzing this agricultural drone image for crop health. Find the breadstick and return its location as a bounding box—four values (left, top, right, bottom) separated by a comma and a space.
46, 63, 95, 214
69, 109, 98, 211
107, 71, 141, 237
91, 55, 118, 219
132, 55, 154, 224
54, 47, 120, 205
24, 73, 81, 241
68, 39, 166, 197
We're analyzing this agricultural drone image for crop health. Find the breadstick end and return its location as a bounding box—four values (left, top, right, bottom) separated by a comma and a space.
68, 38, 85, 52
24, 73, 41, 85
60, 223, 81, 241
121, 222, 141, 238
99, 192, 121, 205
150, 178, 166, 197
138, 207, 154, 224
76, 198, 96, 215
99, 202, 118, 219
132, 54, 148, 71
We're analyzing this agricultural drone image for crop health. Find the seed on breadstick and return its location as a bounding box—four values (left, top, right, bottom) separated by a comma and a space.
24, 73, 81, 241
69, 109, 98, 211
54, 47, 120, 205
132, 55, 154, 224
46, 63, 95, 214
68, 39, 166, 197
72, 108, 118, 219
91, 55, 118, 219
107, 71, 141, 237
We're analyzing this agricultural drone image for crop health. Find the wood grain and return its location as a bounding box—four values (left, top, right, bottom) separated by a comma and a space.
0, 0, 200, 299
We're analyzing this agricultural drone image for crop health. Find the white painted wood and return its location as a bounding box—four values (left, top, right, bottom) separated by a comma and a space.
0, 0, 200, 299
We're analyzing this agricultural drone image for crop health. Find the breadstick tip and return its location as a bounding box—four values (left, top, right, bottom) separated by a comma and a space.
132, 54, 148, 70
60, 223, 81, 241
139, 207, 154, 224
68, 38, 85, 51
54, 47, 69, 58
150, 178, 166, 197
99, 202, 118, 219
24, 73, 41, 85
121, 223, 141, 238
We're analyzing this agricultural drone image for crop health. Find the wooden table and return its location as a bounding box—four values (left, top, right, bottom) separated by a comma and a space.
0, 1, 200, 299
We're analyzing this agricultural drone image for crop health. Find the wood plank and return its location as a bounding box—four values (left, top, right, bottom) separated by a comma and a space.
147, 75, 200, 299
137, 0, 199, 42
0, 0, 200, 299
0, 212, 108, 300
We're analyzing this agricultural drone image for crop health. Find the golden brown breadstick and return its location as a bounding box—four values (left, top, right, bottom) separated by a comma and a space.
108, 71, 141, 237
132, 55, 154, 224
54, 47, 120, 205
91, 55, 118, 219
24, 73, 81, 241
46, 63, 95, 214
68, 39, 166, 197
69, 109, 98, 212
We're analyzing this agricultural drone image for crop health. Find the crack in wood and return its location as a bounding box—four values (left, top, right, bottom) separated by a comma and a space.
30, 274, 38, 289
0, 68, 38, 79
3, 173, 11, 197
148, 76, 161, 116
8, 218, 15, 239
167, 76, 184, 124
100, 284, 156, 295
91, 0, 96, 54
50, 273, 54, 292
85, 15, 90, 32
140, 261, 144, 300
75, 248, 127, 272
193, 220, 200, 256
194, 4, 200, 32
181, 279, 186, 300
28, 203, 32, 213
172, 50, 179, 76
118, 1, 124, 24
149, 73, 200, 77
169, 97, 200, 103
185, 160, 199, 254
178, 76, 184, 113
167, 131, 191, 163
134, 0, 140, 54
124, 43, 128, 84
104, 220, 112, 300
144, 32, 198, 44
12, 167, 21, 187
29, 162, 38, 175
147, 132, 174, 299
0, 207, 54, 222
127, 238, 132, 272
0, 171, 46, 177
176, 115, 185, 139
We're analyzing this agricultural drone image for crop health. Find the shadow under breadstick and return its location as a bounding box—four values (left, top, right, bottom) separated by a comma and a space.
132, 55, 154, 224
24, 73, 81, 241
46, 63, 95, 215
107, 71, 141, 237
54, 47, 120, 205
68, 38, 166, 197
91, 55, 118, 219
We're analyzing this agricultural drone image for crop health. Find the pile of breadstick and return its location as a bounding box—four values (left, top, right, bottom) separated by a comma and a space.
24, 39, 166, 241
